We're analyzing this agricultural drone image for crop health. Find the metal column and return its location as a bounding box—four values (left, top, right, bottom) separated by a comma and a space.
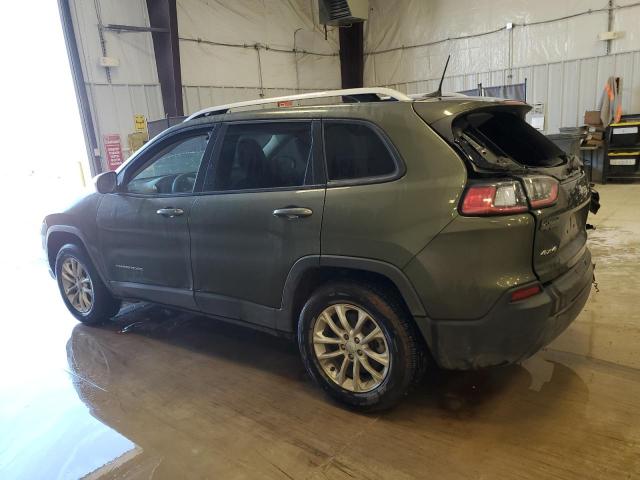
339, 22, 364, 89
146, 0, 183, 117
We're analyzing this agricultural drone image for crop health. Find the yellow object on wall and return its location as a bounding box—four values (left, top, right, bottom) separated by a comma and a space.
128, 132, 148, 154
134, 114, 147, 133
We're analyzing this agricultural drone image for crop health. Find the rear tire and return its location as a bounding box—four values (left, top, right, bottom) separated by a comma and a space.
298, 281, 426, 411
55, 243, 121, 325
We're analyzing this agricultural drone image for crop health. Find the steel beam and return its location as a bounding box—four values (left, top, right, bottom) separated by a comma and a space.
104, 24, 170, 33
338, 22, 364, 89
146, 0, 183, 117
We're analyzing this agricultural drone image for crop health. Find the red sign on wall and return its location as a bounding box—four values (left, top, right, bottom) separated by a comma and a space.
103, 134, 124, 171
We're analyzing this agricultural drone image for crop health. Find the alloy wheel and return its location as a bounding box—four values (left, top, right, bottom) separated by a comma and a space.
60, 257, 94, 314
312, 303, 390, 392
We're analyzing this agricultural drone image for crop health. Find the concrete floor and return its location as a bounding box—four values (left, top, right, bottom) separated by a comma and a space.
1, 182, 639, 479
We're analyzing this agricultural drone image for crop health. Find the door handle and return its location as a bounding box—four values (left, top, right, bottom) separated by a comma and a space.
273, 207, 313, 219
156, 207, 184, 218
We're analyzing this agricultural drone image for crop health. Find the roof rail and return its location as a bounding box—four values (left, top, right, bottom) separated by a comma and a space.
184, 87, 412, 122
408, 92, 470, 99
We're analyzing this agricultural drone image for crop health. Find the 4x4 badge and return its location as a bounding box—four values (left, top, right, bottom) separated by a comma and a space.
540, 246, 558, 256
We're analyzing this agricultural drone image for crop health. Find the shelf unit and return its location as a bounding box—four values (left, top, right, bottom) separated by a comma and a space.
603, 117, 640, 183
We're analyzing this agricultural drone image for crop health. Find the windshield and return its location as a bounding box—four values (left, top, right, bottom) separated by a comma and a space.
455, 110, 566, 168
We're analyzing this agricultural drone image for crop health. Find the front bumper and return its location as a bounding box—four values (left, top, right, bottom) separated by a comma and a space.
41, 220, 56, 279
419, 248, 593, 370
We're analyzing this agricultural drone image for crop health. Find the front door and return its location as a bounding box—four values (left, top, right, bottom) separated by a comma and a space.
97, 127, 214, 309
190, 120, 325, 328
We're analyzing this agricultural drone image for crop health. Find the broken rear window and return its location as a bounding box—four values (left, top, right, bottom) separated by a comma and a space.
455, 110, 565, 168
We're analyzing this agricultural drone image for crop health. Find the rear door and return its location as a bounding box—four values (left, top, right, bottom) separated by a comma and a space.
189, 120, 325, 328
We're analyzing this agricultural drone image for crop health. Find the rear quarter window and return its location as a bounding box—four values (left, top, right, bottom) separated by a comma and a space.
324, 122, 398, 181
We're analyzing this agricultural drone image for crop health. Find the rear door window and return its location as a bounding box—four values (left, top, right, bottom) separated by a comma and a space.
324, 122, 398, 181
206, 122, 313, 191
456, 111, 565, 167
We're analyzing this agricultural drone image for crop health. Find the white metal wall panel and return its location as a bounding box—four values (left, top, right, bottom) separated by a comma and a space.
377, 51, 640, 133
614, 0, 640, 54
615, 52, 638, 114
545, 63, 563, 134
364, 0, 623, 84
578, 58, 599, 114
71, 0, 158, 85
179, 42, 262, 87
512, 11, 607, 68
181, 86, 325, 114
632, 52, 640, 111
562, 61, 580, 127
71, 0, 109, 85
70, 0, 342, 167
88, 84, 164, 157
297, 53, 341, 90
177, 0, 341, 114
366, 0, 640, 133
70, 0, 162, 168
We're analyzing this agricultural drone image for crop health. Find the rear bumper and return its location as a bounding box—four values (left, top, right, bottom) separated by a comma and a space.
419, 248, 593, 370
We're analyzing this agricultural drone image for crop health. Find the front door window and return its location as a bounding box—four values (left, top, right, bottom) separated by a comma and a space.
125, 133, 210, 195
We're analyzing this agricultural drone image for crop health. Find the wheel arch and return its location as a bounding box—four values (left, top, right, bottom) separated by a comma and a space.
45, 226, 111, 288
280, 255, 427, 333
46, 227, 88, 271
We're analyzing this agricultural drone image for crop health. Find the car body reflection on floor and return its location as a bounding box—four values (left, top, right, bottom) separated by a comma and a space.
58, 303, 639, 479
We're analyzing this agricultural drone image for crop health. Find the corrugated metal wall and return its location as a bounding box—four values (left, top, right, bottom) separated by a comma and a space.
70, 0, 640, 169
365, 0, 640, 133
69, 0, 340, 168
380, 50, 640, 133
70, 0, 164, 167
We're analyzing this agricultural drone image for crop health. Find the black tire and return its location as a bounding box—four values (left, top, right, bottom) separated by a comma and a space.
297, 281, 427, 411
55, 243, 121, 325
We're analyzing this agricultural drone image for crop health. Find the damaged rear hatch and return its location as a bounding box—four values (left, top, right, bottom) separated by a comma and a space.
416, 101, 592, 283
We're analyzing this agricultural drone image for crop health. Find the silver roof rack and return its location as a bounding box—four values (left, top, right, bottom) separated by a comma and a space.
408, 92, 470, 99
184, 87, 412, 122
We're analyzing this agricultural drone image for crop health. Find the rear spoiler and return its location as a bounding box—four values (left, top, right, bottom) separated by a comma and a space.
413, 99, 531, 128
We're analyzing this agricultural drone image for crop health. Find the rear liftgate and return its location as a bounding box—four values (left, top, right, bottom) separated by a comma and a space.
427, 104, 597, 291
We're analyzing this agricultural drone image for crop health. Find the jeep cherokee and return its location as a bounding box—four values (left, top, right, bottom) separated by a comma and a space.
42, 89, 594, 410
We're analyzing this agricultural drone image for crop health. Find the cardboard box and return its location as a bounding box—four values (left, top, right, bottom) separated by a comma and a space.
591, 131, 604, 140
584, 110, 603, 126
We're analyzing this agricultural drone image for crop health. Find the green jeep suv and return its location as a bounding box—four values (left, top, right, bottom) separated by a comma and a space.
43, 90, 594, 410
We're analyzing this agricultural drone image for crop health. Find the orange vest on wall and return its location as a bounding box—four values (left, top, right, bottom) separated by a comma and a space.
600, 76, 623, 126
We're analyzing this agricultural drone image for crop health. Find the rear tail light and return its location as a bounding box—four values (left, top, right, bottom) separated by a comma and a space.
461, 176, 560, 216
510, 284, 542, 302
461, 181, 528, 215
522, 175, 559, 208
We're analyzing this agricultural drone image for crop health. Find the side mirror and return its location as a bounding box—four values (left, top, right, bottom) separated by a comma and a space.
95, 171, 118, 194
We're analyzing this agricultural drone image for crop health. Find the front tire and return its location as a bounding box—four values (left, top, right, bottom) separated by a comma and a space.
298, 281, 426, 411
55, 243, 121, 325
